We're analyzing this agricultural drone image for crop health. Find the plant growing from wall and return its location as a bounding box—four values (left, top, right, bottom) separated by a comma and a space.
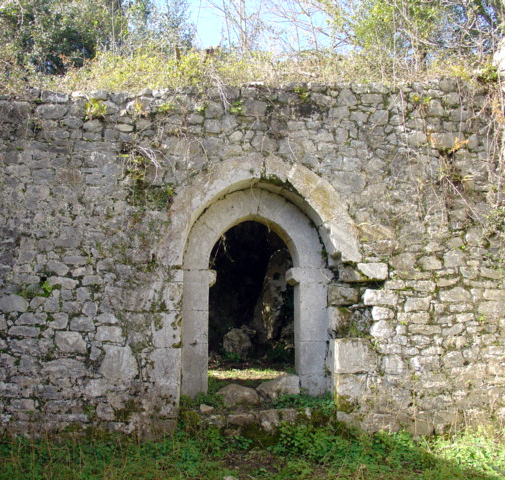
120, 143, 176, 211
84, 98, 107, 120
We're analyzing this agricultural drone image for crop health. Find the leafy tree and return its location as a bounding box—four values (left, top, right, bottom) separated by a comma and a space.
0, 0, 194, 76
157, 0, 195, 52
0, 0, 126, 74
319, 0, 504, 75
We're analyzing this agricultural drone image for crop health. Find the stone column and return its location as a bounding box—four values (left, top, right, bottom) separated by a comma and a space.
287, 267, 330, 395
181, 269, 215, 397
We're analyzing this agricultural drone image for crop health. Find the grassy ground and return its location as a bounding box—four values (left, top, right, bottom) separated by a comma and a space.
1, 421, 504, 479
4, 362, 503, 479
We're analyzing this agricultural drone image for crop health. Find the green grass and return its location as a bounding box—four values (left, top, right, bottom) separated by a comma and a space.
1, 422, 504, 480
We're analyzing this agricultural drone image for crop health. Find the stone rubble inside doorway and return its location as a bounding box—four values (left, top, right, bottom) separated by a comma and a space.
196, 374, 306, 435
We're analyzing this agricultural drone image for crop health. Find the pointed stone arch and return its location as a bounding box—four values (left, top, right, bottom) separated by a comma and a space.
161, 155, 361, 270
158, 155, 362, 398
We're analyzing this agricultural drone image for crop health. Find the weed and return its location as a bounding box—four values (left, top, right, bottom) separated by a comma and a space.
41, 280, 53, 297
84, 98, 107, 120
195, 102, 207, 114
153, 102, 174, 114
476, 63, 499, 83
271, 392, 334, 415
222, 350, 242, 362
295, 86, 311, 103
229, 100, 243, 115
486, 206, 505, 240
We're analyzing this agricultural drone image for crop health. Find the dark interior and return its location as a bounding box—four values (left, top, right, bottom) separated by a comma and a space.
208, 221, 294, 365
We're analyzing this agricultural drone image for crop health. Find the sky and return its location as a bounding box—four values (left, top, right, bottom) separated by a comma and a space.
187, 0, 224, 48
163, 0, 332, 52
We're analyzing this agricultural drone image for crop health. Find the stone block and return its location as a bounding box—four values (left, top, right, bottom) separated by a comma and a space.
55, 331, 87, 354
46, 260, 70, 276
417, 256, 442, 270
70, 317, 95, 332
227, 413, 255, 426
478, 301, 501, 316
431, 132, 459, 150
217, 384, 260, 407
41, 91, 69, 103
442, 324, 464, 336
382, 355, 407, 375
42, 358, 87, 378
16, 313, 46, 325
338, 266, 367, 283
286, 267, 330, 285
483, 289, 505, 301
407, 132, 427, 147
357, 263, 388, 280
256, 375, 300, 400
404, 297, 431, 312
370, 320, 394, 340
337, 89, 358, 106
49, 313, 69, 330
99, 345, 138, 384
328, 286, 360, 306
372, 307, 394, 321
443, 250, 466, 268
398, 312, 430, 324
390, 253, 416, 272
0, 294, 28, 313
242, 99, 267, 117
181, 309, 207, 345
323, 222, 362, 264
257, 409, 281, 432
334, 373, 368, 399
181, 342, 208, 397
328, 306, 351, 334
439, 287, 471, 303
328, 106, 349, 119
36, 104, 68, 119
408, 324, 441, 335
297, 341, 327, 375
331, 338, 378, 374
363, 289, 398, 306
96, 326, 124, 343
148, 348, 180, 396
8, 326, 39, 338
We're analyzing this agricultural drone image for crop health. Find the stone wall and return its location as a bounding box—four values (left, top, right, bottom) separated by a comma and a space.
0, 79, 503, 436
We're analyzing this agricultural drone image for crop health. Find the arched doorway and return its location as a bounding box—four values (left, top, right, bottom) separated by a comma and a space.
208, 221, 294, 366
181, 188, 332, 396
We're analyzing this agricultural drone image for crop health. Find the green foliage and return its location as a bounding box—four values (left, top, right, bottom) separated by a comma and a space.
0, 0, 125, 74
179, 390, 224, 410
271, 392, 334, 414
229, 99, 244, 115
264, 342, 295, 364
153, 101, 174, 114
41, 281, 53, 297
222, 350, 242, 362
319, 0, 504, 80
0, 0, 194, 92
1, 424, 504, 479
424, 426, 505, 478
477, 64, 499, 83
295, 86, 311, 103
84, 99, 107, 120
486, 206, 505, 240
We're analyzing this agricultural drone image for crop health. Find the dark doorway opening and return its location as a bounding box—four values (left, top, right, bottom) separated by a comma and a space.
208, 221, 294, 369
